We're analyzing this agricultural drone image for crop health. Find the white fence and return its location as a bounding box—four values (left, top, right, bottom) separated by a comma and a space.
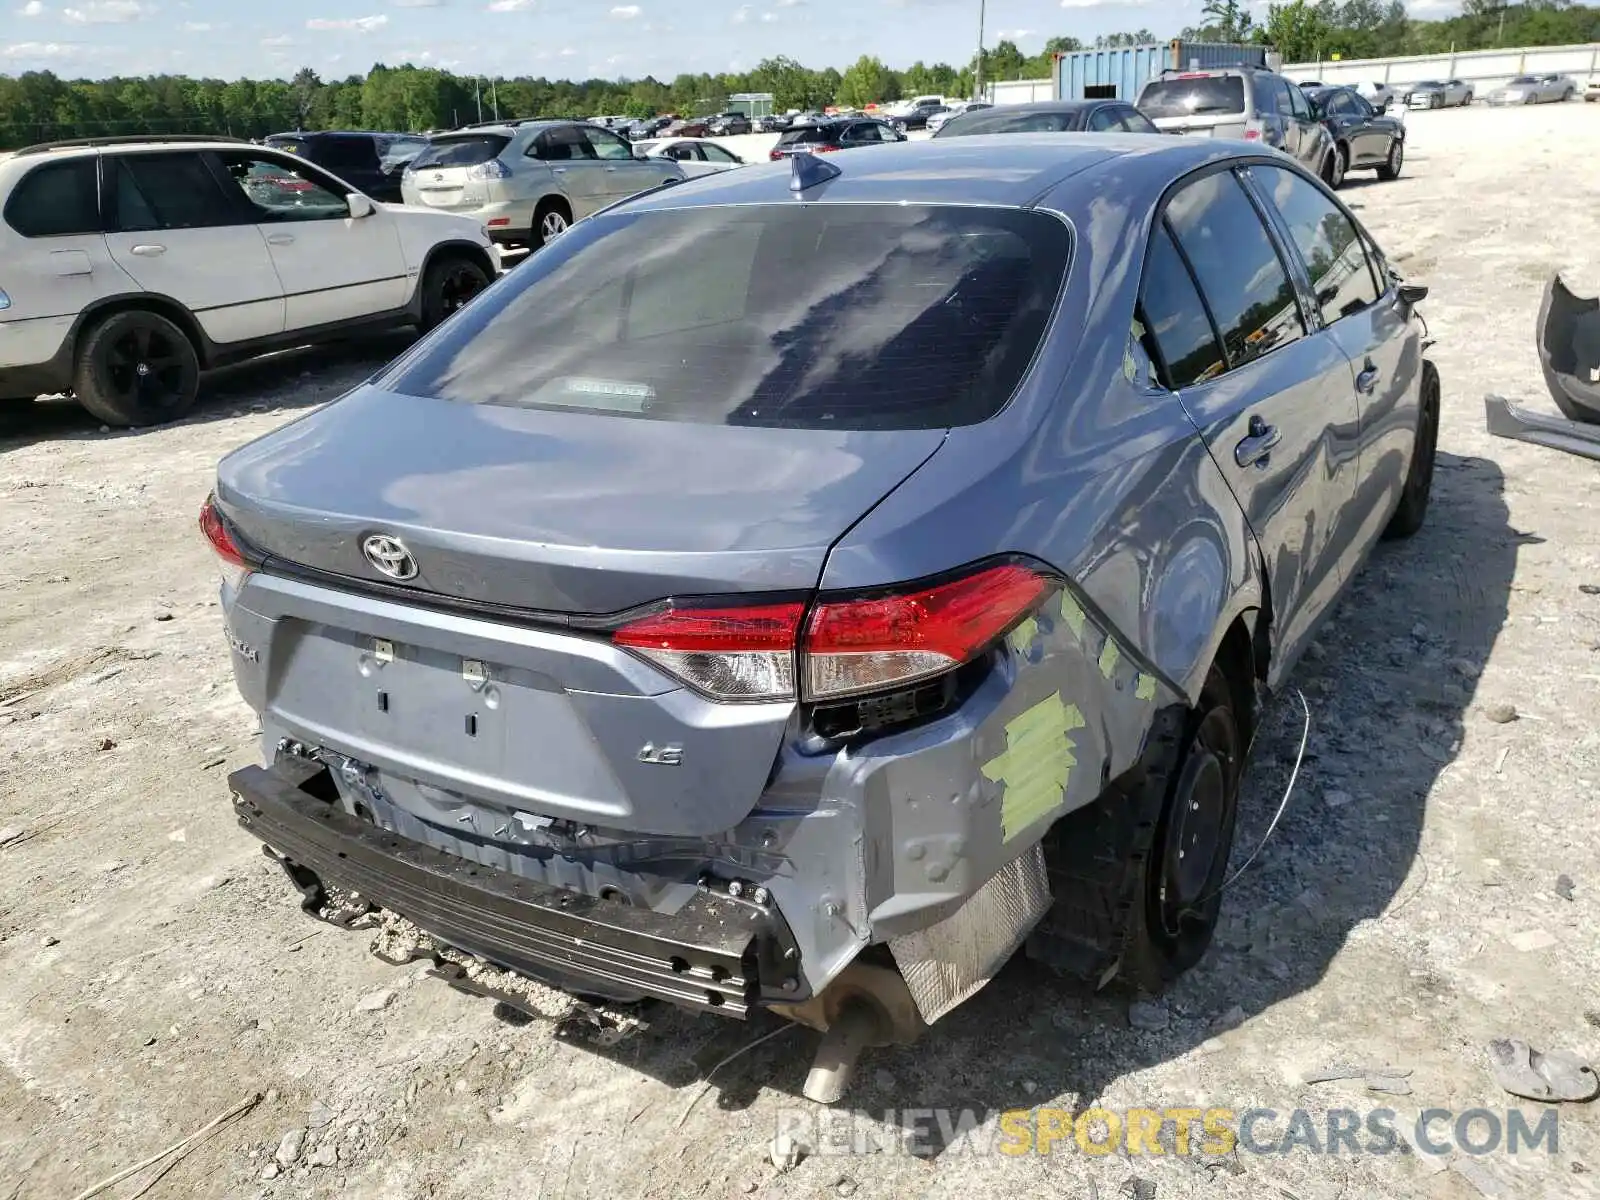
985, 78, 1055, 105
1282, 42, 1600, 93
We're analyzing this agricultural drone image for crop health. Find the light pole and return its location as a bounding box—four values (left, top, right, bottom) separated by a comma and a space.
973, 0, 987, 101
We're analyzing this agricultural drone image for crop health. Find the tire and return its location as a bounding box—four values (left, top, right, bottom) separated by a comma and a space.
419, 253, 491, 332
72, 308, 200, 428
1376, 136, 1404, 181
1383, 359, 1440, 540
530, 199, 572, 250
1330, 144, 1349, 189
1029, 663, 1245, 993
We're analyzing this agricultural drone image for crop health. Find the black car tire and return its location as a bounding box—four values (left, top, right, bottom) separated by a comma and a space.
1383, 359, 1440, 540
419, 254, 491, 332
1030, 662, 1244, 993
72, 308, 201, 428
1330, 144, 1349, 189
1376, 137, 1404, 181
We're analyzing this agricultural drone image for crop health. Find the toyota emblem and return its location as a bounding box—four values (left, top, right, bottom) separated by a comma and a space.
362, 534, 418, 581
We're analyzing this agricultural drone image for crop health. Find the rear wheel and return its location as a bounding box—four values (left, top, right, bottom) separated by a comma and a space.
531, 199, 572, 250
1383, 358, 1440, 540
1330, 144, 1349, 189
1029, 664, 1244, 992
419, 253, 490, 331
72, 309, 200, 428
1376, 137, 1404, 181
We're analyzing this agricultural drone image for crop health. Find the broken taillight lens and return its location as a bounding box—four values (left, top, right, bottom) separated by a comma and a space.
612, 601, 805, 701
199, 493, 252, 594
802, 564, 1052, 700
611, 563, 1052, 704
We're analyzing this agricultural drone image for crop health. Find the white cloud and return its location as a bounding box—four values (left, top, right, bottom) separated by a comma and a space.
260, 33, 293, 45
609, 3, 639, 15
996, 26, 1034, 39
732, 2, 749, 19
559, 44, 575, 54
776, 0, 802, 6
487, 0, 530, 9
305, 13, 388, 29
1061, 0, 1148, 7
18, 2, 45, 16
181, 19, 209, 29
760, 9, 776, 18
61, 0, 147, 23
391, 0, 443, 6
0, 39, 75, 56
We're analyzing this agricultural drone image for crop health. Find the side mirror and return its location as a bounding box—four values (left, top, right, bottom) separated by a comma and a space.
347, 193, 374, 219
1398, 282, 1429, 305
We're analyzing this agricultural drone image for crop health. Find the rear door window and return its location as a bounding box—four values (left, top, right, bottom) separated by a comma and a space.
111, 152, 239, 230
1119, 107, 1160, 134
537, 126, 597, 161
314, 136, 380, 172
1138, 76, 1246, 119
778, 125, 835, 145
409, 135, 510, 170
1251, 164, 1381, 325
1164, 168, 1304, 369
4, 158, 100, 237
1087, 106, 1121, 131
384, 203, 1072, 431
1139, 222, 1225, 389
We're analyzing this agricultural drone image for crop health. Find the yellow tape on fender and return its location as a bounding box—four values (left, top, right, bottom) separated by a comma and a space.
982, 694, 1088, 842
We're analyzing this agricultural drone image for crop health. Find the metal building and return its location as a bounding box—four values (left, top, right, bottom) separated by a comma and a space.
1054, 41, 1277, 101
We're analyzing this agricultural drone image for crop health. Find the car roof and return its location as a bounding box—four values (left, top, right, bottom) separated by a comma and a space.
5, 135, 259, 161
620, 132, 1246, 214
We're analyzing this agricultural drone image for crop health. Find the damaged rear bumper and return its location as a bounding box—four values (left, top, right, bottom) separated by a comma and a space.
230, 758, 805, 1017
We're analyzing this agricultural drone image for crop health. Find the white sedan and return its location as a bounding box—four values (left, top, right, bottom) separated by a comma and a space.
632, 137, 746, 177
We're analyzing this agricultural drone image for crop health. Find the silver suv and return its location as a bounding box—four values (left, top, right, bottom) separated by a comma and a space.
1137, 67, 1335, 183
400, 120, 684, 252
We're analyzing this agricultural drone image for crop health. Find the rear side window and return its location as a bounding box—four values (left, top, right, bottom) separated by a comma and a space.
5, 159, 100, 237
113, 153, 238, 230
385, 204, 1072, 431
1253, 164, 1381, 324
312, 136, 379, 171
1165, 169, 1303, 369
938, 110, 1079, 135
1138, 76, 1246, 119
1255, 76, 1285, 114
408, 136, 510, 169
1139, 223, 1225, 389
1119, 108, 1159, 134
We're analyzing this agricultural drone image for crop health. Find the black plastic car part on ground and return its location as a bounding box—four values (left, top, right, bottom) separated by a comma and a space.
232, 756, 807, 1014
1485, 272, 1600, 460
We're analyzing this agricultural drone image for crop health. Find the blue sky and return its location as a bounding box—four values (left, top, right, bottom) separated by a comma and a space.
1, 0, 1447, 81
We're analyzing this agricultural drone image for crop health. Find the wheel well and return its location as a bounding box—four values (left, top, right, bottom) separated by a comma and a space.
75, 296, 209, 367
535, 194, 572, 221
421, 241, 496, 284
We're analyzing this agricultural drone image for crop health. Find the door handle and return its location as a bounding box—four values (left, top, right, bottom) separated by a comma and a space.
129, 244, 165, 256
1234, 414, 1281, 469
1356, 357, 1380, 395
266, 233, 295, 246
552, 167, 567, 174
604, 166, 618, 172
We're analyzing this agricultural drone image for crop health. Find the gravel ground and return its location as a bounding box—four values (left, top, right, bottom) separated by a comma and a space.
4, 102, 1600, 1200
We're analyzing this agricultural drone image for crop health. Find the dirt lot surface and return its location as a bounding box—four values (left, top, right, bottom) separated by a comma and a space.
5, 102, 1600, 1200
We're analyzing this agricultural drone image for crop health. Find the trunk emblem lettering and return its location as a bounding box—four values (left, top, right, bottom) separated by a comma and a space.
362, 534, 418, 581
226, 632, 258, 663
637, 742, 684, 766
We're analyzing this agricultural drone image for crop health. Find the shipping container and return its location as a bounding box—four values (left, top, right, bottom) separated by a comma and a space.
1054, 41, 1275, 102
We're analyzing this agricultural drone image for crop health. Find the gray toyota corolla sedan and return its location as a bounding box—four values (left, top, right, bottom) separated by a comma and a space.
207, 135, 1437, 1100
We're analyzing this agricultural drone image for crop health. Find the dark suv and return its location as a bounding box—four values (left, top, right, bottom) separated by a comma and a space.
1137, 68, 1336, 184
262, 131, 428, 203
707, 112, 753, 136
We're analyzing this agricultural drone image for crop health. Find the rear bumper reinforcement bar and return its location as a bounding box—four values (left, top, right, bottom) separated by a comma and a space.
230, 759, 803, 1016
1485, 393, 1600, 462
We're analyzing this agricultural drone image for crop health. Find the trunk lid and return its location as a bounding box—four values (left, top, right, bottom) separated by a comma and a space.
404, 133, 510, 210
217, 385, 945, 614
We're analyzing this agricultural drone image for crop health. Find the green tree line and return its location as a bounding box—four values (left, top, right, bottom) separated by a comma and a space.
1, 3, 1596, 149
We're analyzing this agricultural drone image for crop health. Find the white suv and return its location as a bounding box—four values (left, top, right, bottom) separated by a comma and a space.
0, 135, 499, 427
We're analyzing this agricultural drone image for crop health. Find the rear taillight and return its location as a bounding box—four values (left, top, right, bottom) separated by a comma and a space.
467, 159, 512, 181
611, 563, 1052, 704
804, 564, 1051, 700
769, 149, 783, 161
613, 601, 804, 701
199, 493, 251, 593
812, 144, 841, 154
1243, 127, 1261, 140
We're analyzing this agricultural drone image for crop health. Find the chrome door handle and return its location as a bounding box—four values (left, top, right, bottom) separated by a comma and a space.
130, 244, 165, 256
552, 167, 567, 174
604, 166, 618, 172
1234, 414, 1281, 469
1356, 358, 1380, 395
266, 233, 295, 246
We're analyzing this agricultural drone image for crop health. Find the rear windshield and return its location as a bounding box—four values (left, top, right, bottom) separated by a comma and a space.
938, 108, 1081, 136
1510, 75, 1539, 84
1138, 76, 1247, 118
776, 125, 840, 144
408, 135, 510, 169
383, 204, 1071, 431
